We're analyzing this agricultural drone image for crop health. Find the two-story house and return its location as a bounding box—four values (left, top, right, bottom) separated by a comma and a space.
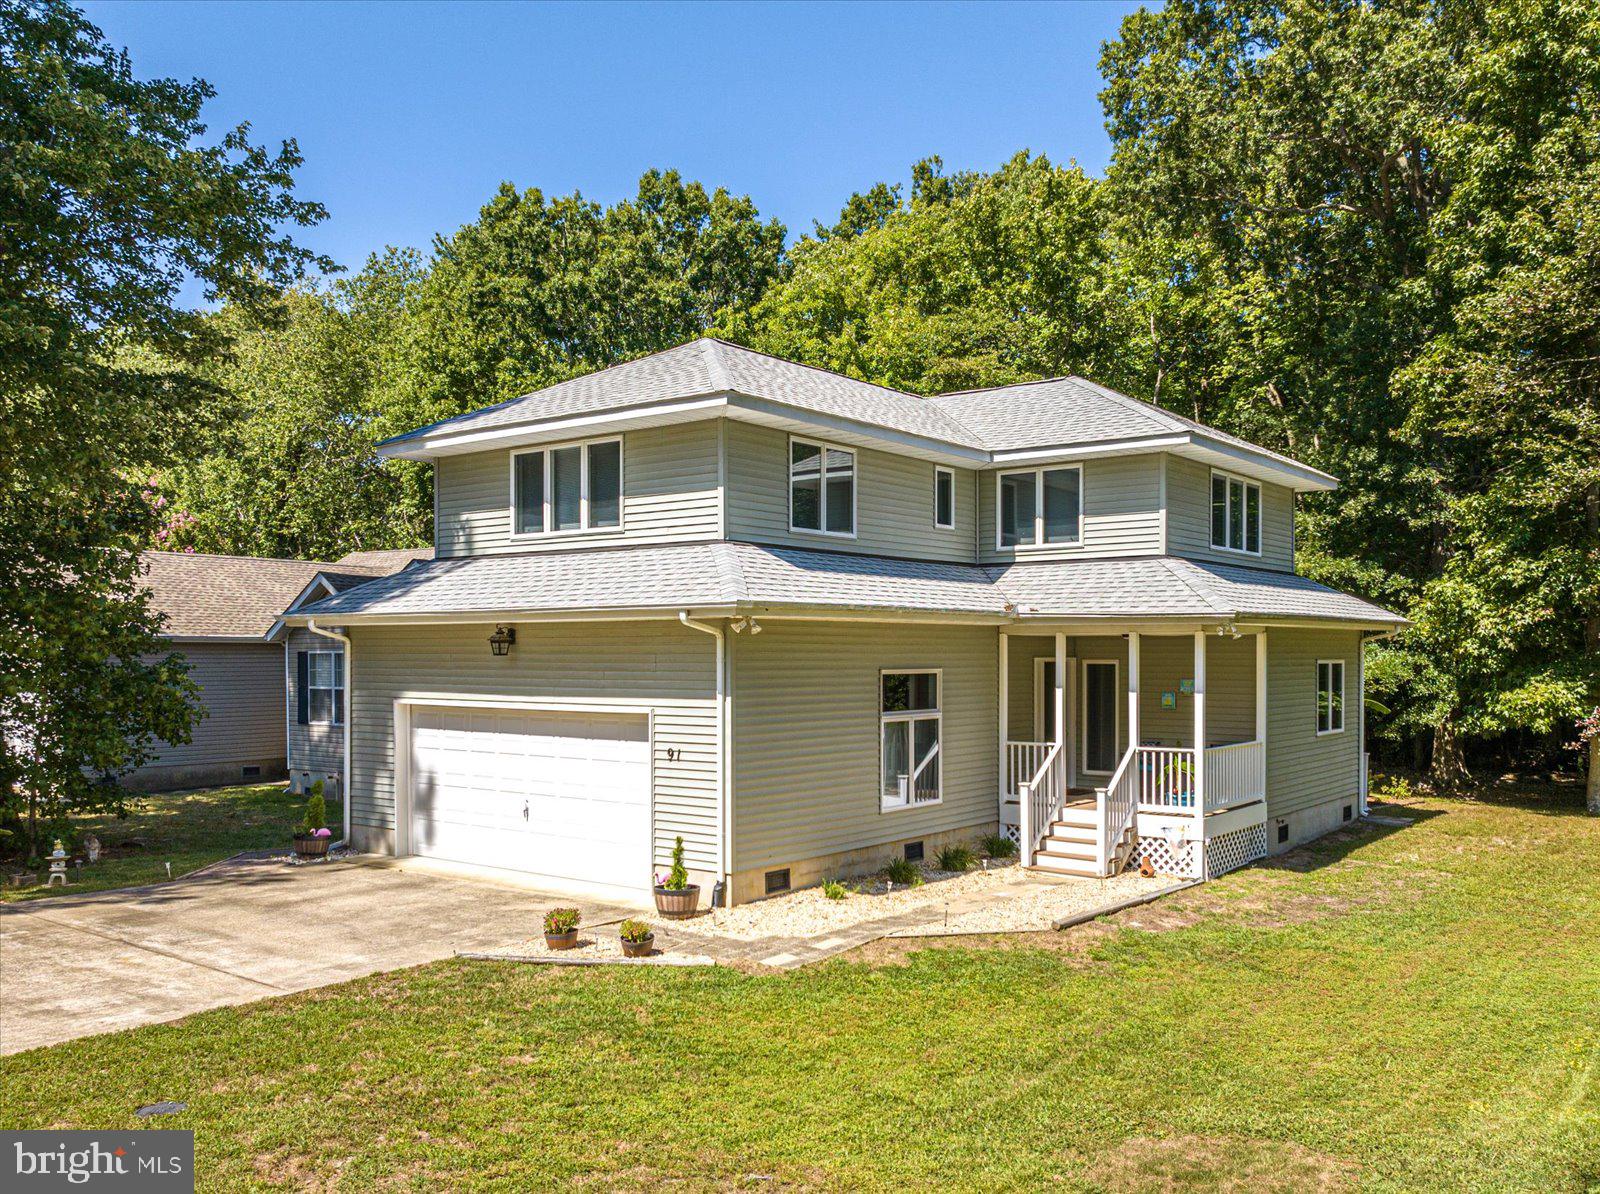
287, 339, 1405, 905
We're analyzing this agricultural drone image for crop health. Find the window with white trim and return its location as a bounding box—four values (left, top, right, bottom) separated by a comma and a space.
1317, 659, 1345, 735
790, 438, 855, 536
933, 466, 955, 530
881, 671, 941, 808
511, 437, 622, 536
1211, 470, 1261, 554
997, 465, 1081, 548
302, 650, 344, 726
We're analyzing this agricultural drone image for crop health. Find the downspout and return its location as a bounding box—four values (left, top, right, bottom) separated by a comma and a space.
306, 619, 352, 849
679, 612, 729, 903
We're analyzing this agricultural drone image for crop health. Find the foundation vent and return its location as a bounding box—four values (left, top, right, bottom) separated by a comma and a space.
1277, 822, 1289, 844
764, 868, 790, 895
903, 841, 925, 863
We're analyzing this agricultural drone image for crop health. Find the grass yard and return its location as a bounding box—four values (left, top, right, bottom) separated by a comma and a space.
1, 783, 343, 903
3, 782, 1598, 1191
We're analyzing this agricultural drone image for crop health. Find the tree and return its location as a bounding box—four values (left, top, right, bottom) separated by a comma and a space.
0, 0, 328, 854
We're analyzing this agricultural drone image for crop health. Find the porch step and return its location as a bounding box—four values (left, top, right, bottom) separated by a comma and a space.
1032, 851, 1103, 878
1039, 839, 1097, 862
1053, 806, 1098, 830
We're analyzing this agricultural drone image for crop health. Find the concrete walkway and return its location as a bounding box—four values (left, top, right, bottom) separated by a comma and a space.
0, 855, 638, 1055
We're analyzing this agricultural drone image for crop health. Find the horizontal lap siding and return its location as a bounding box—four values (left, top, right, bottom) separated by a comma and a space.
435, 423, 721, 558
349, 621, 719, 872
285, 627, 343, 774
980, 455, 1163, 565
731, 622, 997, 870
142, 642, 284, 767
1166, 454, 1295, 572
1265, 627, 1362, 818
723, 421, 976, 562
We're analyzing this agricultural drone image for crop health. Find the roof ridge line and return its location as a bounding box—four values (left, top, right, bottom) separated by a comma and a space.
1158, 556, 1232, 616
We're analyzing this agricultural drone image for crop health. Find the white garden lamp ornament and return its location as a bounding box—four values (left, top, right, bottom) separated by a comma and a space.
47, 838, 69, 887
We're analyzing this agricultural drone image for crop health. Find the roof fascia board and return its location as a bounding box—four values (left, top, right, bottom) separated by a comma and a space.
1183, 434, 1338, 491
986, 437, 1190, 467
281, 606, 743, 627
266, 574, 344, 639
377, 395, 733, 459
164, 633, 271, 644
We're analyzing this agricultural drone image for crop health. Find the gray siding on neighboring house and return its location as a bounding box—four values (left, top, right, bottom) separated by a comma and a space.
979, 454, 1164, 565
730, 620, 998, 871
347, 620, 719, 873
1165, 454, 1295, 572
722, 420, 978, 562
433, 423, 722, 558
124, 641, 285, 789
285, 626, 343, 777
1265, 626, 1362, 819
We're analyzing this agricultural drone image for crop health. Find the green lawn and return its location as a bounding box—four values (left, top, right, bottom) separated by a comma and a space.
2, 783, 343, 902
3, 782, 1598, 1191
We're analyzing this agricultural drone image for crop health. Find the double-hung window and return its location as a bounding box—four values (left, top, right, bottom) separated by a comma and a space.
790, 438, 855, 536
298, 650, 344, 726
1317, 659, 1345, 735
997, 466, 1081, 548
880, 671, 941, 808
1211, 470, 1261, 554
933, 466, 955, 530
511, 437, 623, 537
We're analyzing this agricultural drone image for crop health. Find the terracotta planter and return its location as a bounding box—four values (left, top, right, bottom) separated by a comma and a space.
293, 835, 331, 859
620, 934, 655, 958
544, 930, 579, 950
653, 884, 700, 919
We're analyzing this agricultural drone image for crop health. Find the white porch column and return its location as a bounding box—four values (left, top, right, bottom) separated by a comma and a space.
1193, 629, 1208, 878
998, 631, 1010, 806
1054, 633, 1066, 751
1127, 631, 1141, 756
1255, 630, 1268, 744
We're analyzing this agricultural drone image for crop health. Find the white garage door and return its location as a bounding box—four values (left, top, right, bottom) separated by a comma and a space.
408, 705, 651, 892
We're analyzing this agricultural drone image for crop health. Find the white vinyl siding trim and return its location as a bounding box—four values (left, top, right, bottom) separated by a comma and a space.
1317, 658, 1346, 735
508, 435, 623, 540
933, 466, 955, 530
880, 669, 942, 810
787, 436, 857, 538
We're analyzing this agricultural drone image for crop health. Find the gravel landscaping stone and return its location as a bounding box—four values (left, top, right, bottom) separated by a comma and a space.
891, 869, 1176, 936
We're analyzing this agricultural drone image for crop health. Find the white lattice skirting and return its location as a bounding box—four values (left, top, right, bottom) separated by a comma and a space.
1135, 834, 1201, 879
1205, 824, 1268, 878
1002, 823, 1021, 847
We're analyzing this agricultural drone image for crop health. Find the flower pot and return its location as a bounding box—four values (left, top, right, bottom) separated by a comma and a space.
653, 884, 700, 919
620, 934, 655, 958
293, 835, 331, 859
544, 930, 579, 950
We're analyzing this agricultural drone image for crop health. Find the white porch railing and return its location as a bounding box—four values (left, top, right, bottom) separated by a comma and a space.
1017, 741, 1067, 866
1097, 748, 1140, 874
1134, 746, 1198, 811
1202, 740, 1265, 811
1006, 740, 1051, 798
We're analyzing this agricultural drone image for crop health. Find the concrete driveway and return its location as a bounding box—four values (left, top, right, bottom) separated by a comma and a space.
0, 856, 641, 1055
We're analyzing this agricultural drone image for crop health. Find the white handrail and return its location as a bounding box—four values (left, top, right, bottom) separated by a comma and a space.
1096, 747, 1140, 874
1018, 741, 1065, 866
1135, 746, 1198, 811
1201, 740, 1265, 810
1006, 740, 1050, 796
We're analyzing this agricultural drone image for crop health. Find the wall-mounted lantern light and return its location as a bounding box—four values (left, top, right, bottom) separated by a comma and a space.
488, 625, 516, 656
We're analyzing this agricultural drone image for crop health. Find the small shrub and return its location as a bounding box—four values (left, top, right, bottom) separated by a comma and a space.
663, 835, 689, 890
543, 907, 581, 935
299, 788, 327, 836
979, 833, 1017, 859
882, 856, 923, 886
822, 878, 850, 900
1373, 775, 1416, 803
936, 844, 976, 872
618, 918, 654, 943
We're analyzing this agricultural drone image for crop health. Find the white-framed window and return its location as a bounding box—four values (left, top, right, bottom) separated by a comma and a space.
880, 669, 941, 809
789, 437, 856, 537
301, 650, 344, 726
996, 465, 1081, 549
1211, 469, 1262, 555
509, 436, 623, 537
1317, 659, 1345, 735
933, 466, 955, 530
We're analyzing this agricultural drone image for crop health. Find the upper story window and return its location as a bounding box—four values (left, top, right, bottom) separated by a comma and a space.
1317, 659, 1346, 735
933, 467, 955, 530
511, 437, 622, 537
997, 465, 1081, 549
1211, 470, 1261, 555
790, 438, 855, 537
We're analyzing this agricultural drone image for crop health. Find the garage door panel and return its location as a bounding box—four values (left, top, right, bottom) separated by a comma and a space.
408, 705, 650, 891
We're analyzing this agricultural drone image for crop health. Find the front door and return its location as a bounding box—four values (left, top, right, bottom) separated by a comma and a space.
1081, 661, 1120, 775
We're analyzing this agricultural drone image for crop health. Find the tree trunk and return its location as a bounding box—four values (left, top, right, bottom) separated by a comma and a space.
1430, 714, 1471, 791
1587, 480, 1599, 814
1588, 731, 1599, 816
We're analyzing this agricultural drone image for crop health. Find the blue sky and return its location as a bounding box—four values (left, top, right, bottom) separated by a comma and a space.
82, 0, 1145, 277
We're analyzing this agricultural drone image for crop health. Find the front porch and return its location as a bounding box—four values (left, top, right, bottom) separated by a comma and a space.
999, 628, 1271, 880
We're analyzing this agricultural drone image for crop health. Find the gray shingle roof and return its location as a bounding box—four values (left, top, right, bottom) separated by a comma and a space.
295, 544, 1404, 626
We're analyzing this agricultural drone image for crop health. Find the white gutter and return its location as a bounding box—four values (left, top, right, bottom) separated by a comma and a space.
678, 612, 730, 903
306, 618, 353, 848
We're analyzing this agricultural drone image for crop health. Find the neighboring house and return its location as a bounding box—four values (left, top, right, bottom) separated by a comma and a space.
285, 339, 1406, 904
130, 549, 429, 794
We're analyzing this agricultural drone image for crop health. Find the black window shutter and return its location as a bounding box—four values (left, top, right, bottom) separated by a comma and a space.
296, 651, 310, 725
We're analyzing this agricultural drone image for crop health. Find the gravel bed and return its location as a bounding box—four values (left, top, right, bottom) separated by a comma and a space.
892, 870, 1176, 937
693, 858, 1027, 941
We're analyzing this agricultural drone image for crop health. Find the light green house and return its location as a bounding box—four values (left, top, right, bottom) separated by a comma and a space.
287, 339, 1405, 905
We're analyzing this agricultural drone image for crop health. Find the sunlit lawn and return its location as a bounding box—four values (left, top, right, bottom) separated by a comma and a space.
2, 781, 1596, 1191
1, 783, 342, 903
